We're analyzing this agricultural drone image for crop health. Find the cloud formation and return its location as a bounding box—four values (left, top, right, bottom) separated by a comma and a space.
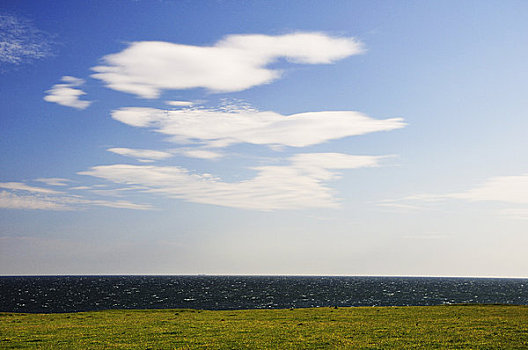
0, 182, 60, 194
34, 178, 71, 186
91, 32, 364, 98
0, 182, 151, 211
80, 153, 385, 210
5, 30, 403, 213
172, 148, 224, 160
44, 76, 92, 109
111, 105, 405, 149
380, 173, 528, 218
166, 100, 194, 107
0, 14, 53, 67
107, 147, 172, 162
0, 191, 68, 210
448, 174, 528, 204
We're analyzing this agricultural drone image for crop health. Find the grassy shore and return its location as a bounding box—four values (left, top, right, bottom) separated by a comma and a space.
2, 304, 528, 349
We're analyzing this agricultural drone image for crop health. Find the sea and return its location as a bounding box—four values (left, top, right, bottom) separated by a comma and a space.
1, 276, 527, 313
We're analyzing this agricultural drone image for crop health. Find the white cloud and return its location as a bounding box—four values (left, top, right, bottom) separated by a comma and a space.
91, 32, 364, 98
69, 186, 92, 190
107, 147, 172, 161
0, 190, 152, 211
387, 174, 528, 206
0, 182, 151, 211
84, 199, 153, 210
166, 100, 194, 107
0, 182, 60, 194
44, 76, 92, 109
0, 14, 53, 67
34, 177, 71, 186
173, 148, 224, 160
448, 174, 528, 204
79, 153, 384, 210
111, 105, 405, 149
380, 173, 528, 217
0, 191, 69, 210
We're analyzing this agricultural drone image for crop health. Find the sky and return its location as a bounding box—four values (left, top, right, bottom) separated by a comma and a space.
1, 0, 528, 277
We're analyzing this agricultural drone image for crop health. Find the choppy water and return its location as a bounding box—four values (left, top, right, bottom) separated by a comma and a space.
1, 276, 527, 313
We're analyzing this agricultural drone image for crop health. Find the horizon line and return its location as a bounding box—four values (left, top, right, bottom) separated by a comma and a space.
1, 274, 527, 279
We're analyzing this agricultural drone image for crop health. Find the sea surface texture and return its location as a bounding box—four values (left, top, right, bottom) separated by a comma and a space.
1, 276, 527, 313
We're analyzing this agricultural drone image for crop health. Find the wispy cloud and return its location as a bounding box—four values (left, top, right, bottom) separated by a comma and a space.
34, 177, 71, 186
447, 174, 528, 204
0, 182, 151, 211
79, 153, 385, 210
0, 182, 60, 194
0, 191, 152, 211
107, 147, 172, 162
0, 13, 53, 68
172, 148, 224, 160
166, 100, 194, 107
83, 198, 153, 210
0, 191, 69, 210
111, 103, 405, 149
44, 76, 92, 110
380, 173, 528, 219
91, 32, 364, 98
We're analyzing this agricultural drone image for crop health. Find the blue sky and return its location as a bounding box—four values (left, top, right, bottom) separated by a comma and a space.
1, 1, 528, 276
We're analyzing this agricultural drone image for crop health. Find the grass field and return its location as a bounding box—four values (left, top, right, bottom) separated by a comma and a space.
2, 304, 528, 349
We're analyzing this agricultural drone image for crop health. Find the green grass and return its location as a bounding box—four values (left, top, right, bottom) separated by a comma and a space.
2, 304, 528, 349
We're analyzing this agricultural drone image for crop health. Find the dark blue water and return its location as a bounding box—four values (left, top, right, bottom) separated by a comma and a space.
1, 276, 527, 313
